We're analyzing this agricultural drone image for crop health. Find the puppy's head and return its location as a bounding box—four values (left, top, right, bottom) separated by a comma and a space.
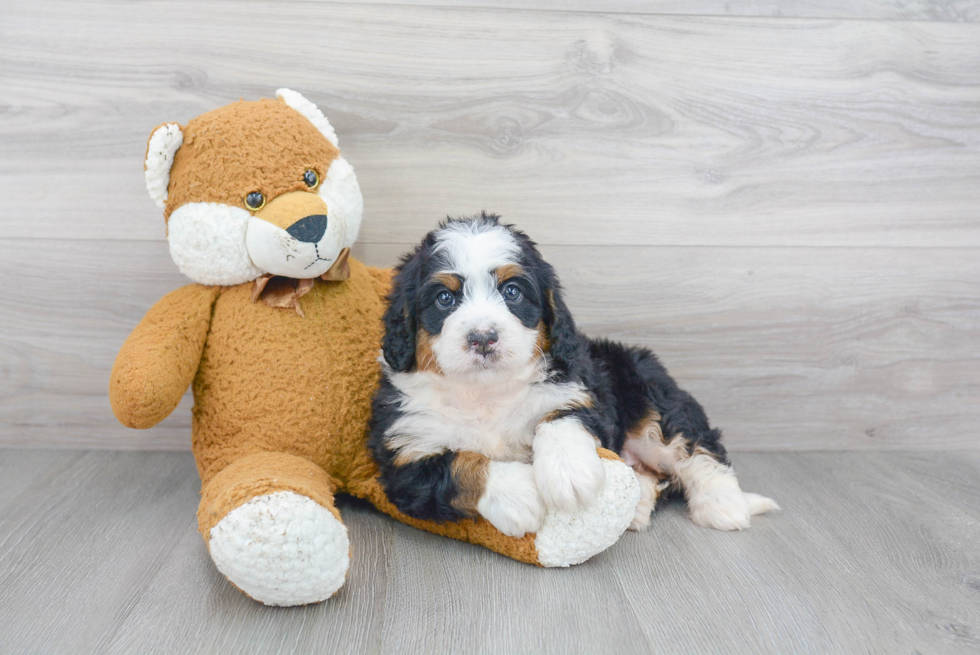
382, 213, 579, 381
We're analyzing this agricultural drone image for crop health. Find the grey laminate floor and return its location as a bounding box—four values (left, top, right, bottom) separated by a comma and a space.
0, 450, 977, 654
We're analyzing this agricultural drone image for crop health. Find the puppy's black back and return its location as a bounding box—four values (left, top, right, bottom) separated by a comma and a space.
582, 338, 730, 466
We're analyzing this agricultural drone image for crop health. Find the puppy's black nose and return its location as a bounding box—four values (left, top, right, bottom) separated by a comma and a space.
286, 214, 327, 243
467, 329, 498, 356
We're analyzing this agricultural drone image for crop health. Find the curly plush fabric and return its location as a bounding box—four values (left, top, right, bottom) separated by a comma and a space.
161, 98, 340, 221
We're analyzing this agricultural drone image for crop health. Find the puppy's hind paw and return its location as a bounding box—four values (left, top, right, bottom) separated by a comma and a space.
628, 509, 652, 532
744, 492, 780, 515
689, 489, 753, 531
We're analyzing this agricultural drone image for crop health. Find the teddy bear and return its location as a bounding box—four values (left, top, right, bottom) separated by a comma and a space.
109, 89, 641, 606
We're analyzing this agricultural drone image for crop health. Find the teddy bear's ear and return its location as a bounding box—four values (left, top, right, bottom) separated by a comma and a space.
275, 88, 339, 148
144, 123, 184, 210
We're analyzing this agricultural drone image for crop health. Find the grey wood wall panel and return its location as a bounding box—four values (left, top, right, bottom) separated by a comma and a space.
338, 0, 980, 22
3, 2, 980, 247
2, 1, 978, 451
2, 239, 977, 451
1, 450, 978, 653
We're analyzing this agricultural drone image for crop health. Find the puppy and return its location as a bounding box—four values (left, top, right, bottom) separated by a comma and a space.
368, 213, 778, 537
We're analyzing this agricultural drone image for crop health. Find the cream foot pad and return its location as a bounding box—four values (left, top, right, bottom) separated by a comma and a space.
208, 491, 350, 606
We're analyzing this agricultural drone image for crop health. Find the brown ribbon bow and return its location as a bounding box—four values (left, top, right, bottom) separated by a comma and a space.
251, 247, 351, 318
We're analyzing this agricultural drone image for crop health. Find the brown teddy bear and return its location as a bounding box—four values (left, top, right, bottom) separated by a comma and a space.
109, 89, 640, 606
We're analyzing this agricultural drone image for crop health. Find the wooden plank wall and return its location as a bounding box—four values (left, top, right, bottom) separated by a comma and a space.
1, 0, 978, 451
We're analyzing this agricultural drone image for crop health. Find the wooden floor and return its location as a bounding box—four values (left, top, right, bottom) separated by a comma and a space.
0, 450, 977, 653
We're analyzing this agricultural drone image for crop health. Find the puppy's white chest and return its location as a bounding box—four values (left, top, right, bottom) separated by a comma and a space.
429, 383, 540, 460
387, 371, 590, 462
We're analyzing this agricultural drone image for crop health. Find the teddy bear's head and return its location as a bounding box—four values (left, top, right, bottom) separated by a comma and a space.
144, 89, 363, 286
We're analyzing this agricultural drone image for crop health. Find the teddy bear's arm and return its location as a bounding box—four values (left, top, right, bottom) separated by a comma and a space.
109, 284, 221, 429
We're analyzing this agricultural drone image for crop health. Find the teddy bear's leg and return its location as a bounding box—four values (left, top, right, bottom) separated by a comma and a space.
197, 452, 349, 606
349, 449, 640, 567
524, 450, 640, 566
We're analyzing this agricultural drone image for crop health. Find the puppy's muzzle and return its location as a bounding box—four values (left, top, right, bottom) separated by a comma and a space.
467, 328, 498, 356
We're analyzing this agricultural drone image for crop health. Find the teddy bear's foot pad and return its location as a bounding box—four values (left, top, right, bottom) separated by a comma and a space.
534, 458, 640, 567
208, 491, 349, 606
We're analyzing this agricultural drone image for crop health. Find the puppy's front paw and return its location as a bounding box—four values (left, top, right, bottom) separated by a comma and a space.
477, 461, 545, 538
533, 418, 606, 512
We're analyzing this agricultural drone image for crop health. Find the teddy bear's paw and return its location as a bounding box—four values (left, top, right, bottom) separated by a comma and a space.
208, 491, 349, 606
534, 458, 640, 567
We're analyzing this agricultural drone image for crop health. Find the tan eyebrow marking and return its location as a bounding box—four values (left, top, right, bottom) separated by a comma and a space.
433, 273, 462, 291
495, 264, 524, 282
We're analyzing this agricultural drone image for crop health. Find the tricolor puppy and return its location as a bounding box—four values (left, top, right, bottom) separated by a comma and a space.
368, 214, 778, 537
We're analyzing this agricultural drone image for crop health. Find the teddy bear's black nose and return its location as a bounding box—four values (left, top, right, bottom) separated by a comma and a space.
286, 214, 327, 243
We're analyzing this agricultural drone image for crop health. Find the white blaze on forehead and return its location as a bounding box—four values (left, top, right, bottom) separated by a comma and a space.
432, 221, 520, 298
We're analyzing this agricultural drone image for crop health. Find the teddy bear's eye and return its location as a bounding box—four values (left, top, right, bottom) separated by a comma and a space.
245, 191, 266, 211
303, 169, 319, 189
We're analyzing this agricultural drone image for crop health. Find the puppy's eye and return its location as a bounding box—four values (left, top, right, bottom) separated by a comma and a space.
303, 169, 319, 189
502, 283, 523, 302
435, 290, 456, 309
245, 191, 266, 211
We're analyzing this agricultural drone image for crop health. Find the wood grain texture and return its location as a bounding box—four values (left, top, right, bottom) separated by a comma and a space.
0, 449, 978, 653
0, 451, 202, 653
338, 0, 980, 22
2, 2, 979, 247
2, 0, 979, 452
1, 239, 977, 451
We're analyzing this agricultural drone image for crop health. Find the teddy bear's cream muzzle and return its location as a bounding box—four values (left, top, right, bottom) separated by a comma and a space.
245, 190, 346, 280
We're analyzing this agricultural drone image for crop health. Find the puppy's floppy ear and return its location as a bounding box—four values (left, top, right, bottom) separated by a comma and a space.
509, 224, 581, 375
541, 266, 580, 375
382, 249, 424, 372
